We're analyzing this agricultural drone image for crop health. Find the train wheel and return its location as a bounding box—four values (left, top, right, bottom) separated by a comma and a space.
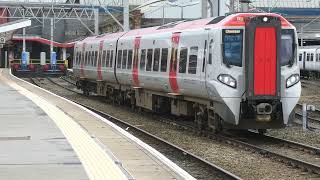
258, 129, 267, 135
213, 114, 223, 134
194, 105, 206, 131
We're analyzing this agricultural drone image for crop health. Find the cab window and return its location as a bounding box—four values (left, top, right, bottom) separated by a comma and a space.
222, 29, 243, 67
280, 29, 295, 66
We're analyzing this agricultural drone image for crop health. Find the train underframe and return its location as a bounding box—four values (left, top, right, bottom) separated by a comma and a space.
77, 79, 287, 134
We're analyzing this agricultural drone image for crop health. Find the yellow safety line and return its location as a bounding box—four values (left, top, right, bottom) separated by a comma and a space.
1, 75, 128, 180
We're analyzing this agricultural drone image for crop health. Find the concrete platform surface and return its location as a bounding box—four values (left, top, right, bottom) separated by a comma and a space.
0, 76, 89, 180
0, 69, 195, 180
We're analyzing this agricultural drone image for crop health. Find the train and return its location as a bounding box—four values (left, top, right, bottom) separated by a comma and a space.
298, 46, 320, 78
73, 13, 301, 133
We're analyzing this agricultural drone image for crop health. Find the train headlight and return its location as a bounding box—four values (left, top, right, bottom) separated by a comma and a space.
218, 74, 237, 88
286, 74, 300, 88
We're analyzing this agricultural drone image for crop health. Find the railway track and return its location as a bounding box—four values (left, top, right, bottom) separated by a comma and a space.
27, 77, 241, 180
29, 76, 320, 176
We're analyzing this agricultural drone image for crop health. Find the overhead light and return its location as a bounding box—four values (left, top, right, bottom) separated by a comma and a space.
263, 17, 268, 22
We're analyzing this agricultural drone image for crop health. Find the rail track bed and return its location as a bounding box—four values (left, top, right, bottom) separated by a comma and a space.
24, 76, 320, 179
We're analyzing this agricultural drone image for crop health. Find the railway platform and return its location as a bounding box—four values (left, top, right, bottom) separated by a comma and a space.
0, 68, 194, 180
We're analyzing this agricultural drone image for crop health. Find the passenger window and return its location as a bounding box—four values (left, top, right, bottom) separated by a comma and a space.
311, 53, 314, 61
94, 51, 98, 66
317, 54, 320, 62
90, 51, 93, 66
153, 48, 160, 71
117, 50, 122, 68
85, 52, 88, 65
105, 50, 109, 67
299, 54, 302, 62
307, 53, 310, 61
92, 51, 94, 66
127, 49, 133, 69
179, 47, 188, 73
160, 48, 168, 72
188, 46, 198, 74
140, 49, 146, 71
122, 50, 127, 69
110, 50, 114, 68
146, 49, 153, 71
102, 51, 106, 67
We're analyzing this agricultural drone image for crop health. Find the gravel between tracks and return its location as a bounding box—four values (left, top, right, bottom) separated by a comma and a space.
28, 77, 320, 180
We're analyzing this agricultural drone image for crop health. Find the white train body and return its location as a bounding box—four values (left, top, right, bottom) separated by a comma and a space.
73, 13, 301, 130
298, 46, 320, 77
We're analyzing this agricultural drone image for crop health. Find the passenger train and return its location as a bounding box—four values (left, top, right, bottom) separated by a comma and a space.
298, 46, 320, 78
73, 13, 301, 133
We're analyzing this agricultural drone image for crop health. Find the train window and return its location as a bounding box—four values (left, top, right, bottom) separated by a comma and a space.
127, 49, 133, 69
306, 53, 310, 61
117, 50, 122, 68
94, 51, 98, 66
105, 50, 110, 67
89, 51, 92, 66
311, 53, 314, 61
110, 50, 114, 68
188, 46, 198, 74
146, 49, 153, 71
281, 29, 295, 66
102, 50, 106, 67
160, 48, 168, 72
299, 54, 302, 62
91, 51, 94, 66
153, 48, 160, 71
122, 50, 127, 69
222, 29, 243, 67
140, 49, 146, 71
179, 47, 188, 73
85, 52, 88, 65
317, 54, 320, 62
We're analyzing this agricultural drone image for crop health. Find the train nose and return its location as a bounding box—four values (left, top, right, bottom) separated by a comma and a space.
257, 103, 273, 115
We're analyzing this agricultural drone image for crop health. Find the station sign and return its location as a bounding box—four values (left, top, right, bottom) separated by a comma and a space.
51, 52, 57, 65
21, 51, 29, 65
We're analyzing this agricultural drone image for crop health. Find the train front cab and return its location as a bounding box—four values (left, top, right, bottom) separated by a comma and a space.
241, 15, 300, 129
208, 14, 301, 130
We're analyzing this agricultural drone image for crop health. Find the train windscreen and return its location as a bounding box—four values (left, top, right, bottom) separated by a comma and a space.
222, 29, 243, 67
280, 29, 295, 66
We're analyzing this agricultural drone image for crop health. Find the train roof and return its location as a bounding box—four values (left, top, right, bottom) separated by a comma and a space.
77, 13, 294, 44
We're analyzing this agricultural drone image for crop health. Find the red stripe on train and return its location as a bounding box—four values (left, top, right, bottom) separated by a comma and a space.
80, 43, 86, 78
97, 41, 103, 80
132, 37, 141, 87
254, 27, 277, 96
169, 33, 180, 93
